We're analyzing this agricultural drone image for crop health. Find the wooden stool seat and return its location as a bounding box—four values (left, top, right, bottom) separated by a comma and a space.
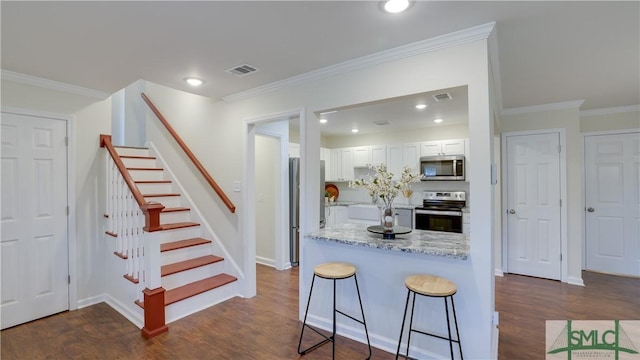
314, 262, 356, 279
405, 274, 457, 297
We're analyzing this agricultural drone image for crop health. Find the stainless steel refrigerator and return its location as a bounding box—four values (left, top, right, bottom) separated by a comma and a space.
289, 158, 325, 267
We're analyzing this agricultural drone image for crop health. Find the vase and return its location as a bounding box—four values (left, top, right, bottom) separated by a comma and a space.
380, 206, 395, 231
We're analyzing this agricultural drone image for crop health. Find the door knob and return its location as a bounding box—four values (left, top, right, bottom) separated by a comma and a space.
587, 207, 595, 213
508, 209, 516, 214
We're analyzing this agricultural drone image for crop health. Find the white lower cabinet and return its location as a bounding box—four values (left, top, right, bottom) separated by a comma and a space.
326, 206, 348, 226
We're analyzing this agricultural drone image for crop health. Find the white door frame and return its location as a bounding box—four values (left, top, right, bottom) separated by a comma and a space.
243, 107, 305, 298
501, 128, 568, 282
581, 128, 640, 270
0, 106, 77, 310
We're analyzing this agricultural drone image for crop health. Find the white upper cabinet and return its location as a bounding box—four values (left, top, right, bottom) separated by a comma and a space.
420, 139, 465, 156
370, 145, 386, 166
341, 148, 354, 181
321, 147, 331, 181
387, 144, 403, 180
329, 148, 354, 181
403, 143, 421, 174
353, 146, 370, 167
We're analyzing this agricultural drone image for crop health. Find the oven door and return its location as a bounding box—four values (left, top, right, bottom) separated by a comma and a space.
415, 209, 463, 233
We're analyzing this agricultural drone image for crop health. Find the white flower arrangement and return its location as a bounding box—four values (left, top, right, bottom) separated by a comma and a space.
349, 164, 419, 210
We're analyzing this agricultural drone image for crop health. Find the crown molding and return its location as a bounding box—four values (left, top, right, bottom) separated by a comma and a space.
501, 100, 585, 116
1, 69, 110, 100
580, 104, 640, 117
223, 22, 496, 103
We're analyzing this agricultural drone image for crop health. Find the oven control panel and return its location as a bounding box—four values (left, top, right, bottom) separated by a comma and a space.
423, 191, 466, 201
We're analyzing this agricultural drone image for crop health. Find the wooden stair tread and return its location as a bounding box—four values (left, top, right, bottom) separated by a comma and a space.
158, 222, 199, 231
114, 145, 148, 150
143, 193, 181, 197
161, 238, 211, 252
119, 155, 156, 159
126, 167, 163, 171
161, 255, 223, 276
135, 274, 237, 308
162, 207, 190, 213
165, 274, 237, 306
135, 180, 172, 184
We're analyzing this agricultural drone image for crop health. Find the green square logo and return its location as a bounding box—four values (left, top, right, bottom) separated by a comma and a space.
546, 320, 640, 359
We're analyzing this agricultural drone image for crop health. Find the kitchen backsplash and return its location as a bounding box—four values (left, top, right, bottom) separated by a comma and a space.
332, 181, 470, 208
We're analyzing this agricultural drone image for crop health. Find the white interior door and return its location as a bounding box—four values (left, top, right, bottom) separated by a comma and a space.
585, 132, 640, 277
506, 132, 562, 280
1, 112, 69, 329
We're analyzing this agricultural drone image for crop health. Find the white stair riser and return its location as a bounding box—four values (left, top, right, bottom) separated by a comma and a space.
115, 148, 149, 157
144, 196, 182, 208
136, 182, 173, 194
162, 261, 225, 290
161, 244, 211, 266
165, 281, 238, 324
128, 169, 164, 181
121, 157, 157, 168
160, 211, 191, 224
151, 227, 201, 244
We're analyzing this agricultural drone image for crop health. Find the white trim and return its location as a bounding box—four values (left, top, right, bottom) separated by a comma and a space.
492, 325, 500, 360
581, 128, 640, 137
255, 256, 276, 268
223, 22, 495, 103
580, 104, 640, 117
1, 69, 110, 100
0, 106, 78, 311
495, 269, 504, 277
501, 129, 569, 284
567, 276, 585, 287
502, 100, 585, 116
76, 294, 106, 309
243, 107, 306, 298
104, 294, 143, 329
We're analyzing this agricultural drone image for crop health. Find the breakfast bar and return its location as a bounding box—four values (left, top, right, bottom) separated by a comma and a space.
300, 223, 481, 358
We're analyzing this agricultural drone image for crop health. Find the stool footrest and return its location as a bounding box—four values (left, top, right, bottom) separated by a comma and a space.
409, 328, 461, 343
336, 309, 366, 326
298, 324, 333, 355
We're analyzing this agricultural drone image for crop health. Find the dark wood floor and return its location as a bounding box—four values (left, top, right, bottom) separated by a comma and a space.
2, 265, 639, 359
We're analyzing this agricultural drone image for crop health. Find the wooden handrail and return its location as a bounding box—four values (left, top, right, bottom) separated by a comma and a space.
100, 134, 165, 231
140, 93, 236, 214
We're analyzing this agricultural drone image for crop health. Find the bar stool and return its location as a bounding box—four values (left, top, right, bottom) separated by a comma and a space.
298, 262, 372, 360
395, 274, 463, 360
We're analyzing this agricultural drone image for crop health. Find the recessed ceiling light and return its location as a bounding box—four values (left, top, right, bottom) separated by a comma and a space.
319, 118, 328, 124
351, 128, 359, 133
384, 0, 410, 13
185, 78, 204, 86
320, 110, 338, 115
415, 104, 427, 110
434, 118, 444, 123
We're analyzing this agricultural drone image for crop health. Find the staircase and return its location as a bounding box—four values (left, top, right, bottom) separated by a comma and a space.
106, 145, 238, 330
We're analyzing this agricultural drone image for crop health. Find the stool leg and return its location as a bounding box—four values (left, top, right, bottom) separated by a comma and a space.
395, 289, 411, 360
332, 278, 336, 360
353, 274, 371, 360
297, 274, 317, 354
451, 296, 463, 360
405, 292, 417, 359
444, 297, 454, 359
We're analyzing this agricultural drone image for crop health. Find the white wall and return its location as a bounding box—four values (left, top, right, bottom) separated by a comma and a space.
254, 134, 278, 265
580, 109, 640, 132
324, 123, 469, 149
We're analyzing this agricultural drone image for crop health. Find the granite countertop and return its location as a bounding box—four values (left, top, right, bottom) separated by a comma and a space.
306, 223, 469, 260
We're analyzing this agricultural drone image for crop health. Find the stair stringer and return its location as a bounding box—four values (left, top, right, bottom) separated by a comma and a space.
147, 142, 244, 321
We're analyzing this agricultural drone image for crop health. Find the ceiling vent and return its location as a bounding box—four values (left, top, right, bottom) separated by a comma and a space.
374, 120, 392, 126
226, 64, 259, 77
432, 92, 453, 102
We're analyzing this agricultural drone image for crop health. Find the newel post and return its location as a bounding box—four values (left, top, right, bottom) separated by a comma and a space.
141, 229, 168, 339
142, 202, 164, 232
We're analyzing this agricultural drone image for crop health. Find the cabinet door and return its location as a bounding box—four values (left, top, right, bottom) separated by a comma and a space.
370, 145, 386, 166
403, 143, 421, 174
341, 148, 354, 181
395, 208, 413, 228
353, 146, 370, 167
329, 149, 342, 181
321, 148, 331, 181
387, 144, 403, 180
334, 206, 349, 225
420, 141, 442, 156
442, 139, 465, 155
326, 206, 335, 226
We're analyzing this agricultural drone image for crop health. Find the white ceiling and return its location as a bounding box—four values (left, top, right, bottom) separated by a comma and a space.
2, 1, 638, 117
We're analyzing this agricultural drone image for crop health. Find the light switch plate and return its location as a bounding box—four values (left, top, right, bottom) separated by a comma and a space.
233, 181, 241, 192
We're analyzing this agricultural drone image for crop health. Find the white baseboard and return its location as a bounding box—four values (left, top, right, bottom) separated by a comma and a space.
76, 294, 107, 309
256, 256, 276, 268
495, 269, 504, 277
103, 294, 144, 329
567, 276, 585, 287
491, 325, 499, 359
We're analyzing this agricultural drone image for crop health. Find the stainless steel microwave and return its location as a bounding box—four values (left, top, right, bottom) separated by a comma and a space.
420, 155, 465, 181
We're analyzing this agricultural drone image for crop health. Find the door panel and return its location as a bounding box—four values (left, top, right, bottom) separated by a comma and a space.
506, 133, 561, 280
585, 132, 640, 276
1, 112, 68, 329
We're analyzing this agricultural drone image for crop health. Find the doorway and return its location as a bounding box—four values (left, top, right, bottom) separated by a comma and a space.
584, 131, 640, 277
503, 130, 566, 281
1, 111, 70, 329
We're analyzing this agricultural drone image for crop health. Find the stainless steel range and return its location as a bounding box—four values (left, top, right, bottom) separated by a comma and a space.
415, 191, 466, 233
